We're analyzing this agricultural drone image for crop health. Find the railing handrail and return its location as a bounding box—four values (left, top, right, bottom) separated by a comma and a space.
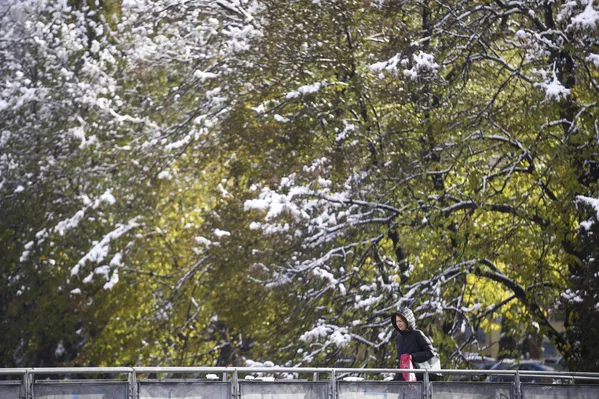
3, 367, 599, 399
1, 367, 599, 378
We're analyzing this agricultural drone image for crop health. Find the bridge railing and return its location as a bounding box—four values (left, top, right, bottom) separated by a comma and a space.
1, 367, 599, 399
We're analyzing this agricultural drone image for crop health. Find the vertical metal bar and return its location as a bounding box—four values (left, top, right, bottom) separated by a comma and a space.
129, 369, 137, 399
514, 371, 521, 399
232, 369, 238, 399
313, 372, 319, 381
26, 370, 32, 399
330, 369, 336, 399
23, 371, 29, 399
423, 370, 430, 399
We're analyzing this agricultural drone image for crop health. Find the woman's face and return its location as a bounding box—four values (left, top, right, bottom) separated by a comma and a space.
395, 315, 408, 331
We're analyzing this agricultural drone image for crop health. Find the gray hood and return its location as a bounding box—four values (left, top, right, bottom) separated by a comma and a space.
391, 307, 416, 332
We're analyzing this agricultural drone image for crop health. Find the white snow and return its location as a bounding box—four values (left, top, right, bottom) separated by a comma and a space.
109, 253, 123, 267
0, 131, 10, 148
561, 289, 583, 303
343, 377, 364, 381
577, 195, 599, 229
299, 324, 330, 342
82, 272, 94, 284
298, 82, 321, 94
103, 269, 119, 290
71, 218, 139, 276
329, 329, 351, 348
355, 295, 382, 309
577, 196, 599, 214
54, 342, 65, 357
69, 126, 89, 148
299, 321, 350, 348
249, 222, 262, 230
569, 2, 599, 30
312, 267, 337, 285
515, 30, 530, 41
540, 69, 570, 101
94, 265, 111, 279
157, 170, 172, 180
403, 51, 439, 81
461, 303, 482, 312
369, 54, 401, 76
274, 114, 290, 123
193, 70, 218, 81
217, 183, 233, 198
214, 229, 231, 238
122, 0, 138, 9
55, 210, 86, 236
98, 190, 117, 206
195, 236, 215, 247
245, 198, 270, 211
19, 250, 30, 263
335, 121, 356, 142
587, 54, 599, 68
580, 220, 594, 230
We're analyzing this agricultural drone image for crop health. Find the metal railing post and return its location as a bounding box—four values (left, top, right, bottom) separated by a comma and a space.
514, 371, 521, 399
129, 369, 137, 399
232, 369, 238, 399
23, 370, 30, 399
330, 369, 336, 399
423, 370, 430, 399
26, 370, 33, 399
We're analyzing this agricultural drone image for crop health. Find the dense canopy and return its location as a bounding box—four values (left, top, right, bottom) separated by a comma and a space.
1, 0, 598, 371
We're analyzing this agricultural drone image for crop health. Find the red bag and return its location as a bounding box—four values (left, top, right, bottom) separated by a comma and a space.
400, 353, 416, 382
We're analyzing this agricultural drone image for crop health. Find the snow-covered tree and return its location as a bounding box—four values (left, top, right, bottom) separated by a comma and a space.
2, 0, 598, 371
242, 0, 599, 369
0, 0, 263, 366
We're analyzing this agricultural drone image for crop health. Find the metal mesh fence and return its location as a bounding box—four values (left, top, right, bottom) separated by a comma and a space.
0, 383, 21, 399
33, 382, 128, 399
522, 384, 599, 399
337, 381, 422, 399
138, 381, 230, 399
239, 381, 328, 399
431, 382, 513, 399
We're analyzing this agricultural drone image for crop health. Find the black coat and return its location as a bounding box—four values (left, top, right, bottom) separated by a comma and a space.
395, 329, 435, 364
391, 308, 436, 381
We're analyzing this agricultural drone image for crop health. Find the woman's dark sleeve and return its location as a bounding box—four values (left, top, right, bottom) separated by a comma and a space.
395, 332, 403, 358
411, 330, 435, 363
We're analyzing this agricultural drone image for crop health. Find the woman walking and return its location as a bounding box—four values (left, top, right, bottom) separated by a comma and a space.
391, 307, 438, 381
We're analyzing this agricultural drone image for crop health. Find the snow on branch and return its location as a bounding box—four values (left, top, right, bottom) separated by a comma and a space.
576, 195, 599, 230
568, 2, 599, 31
538, 66, 571, 102
71, 217, 141, 276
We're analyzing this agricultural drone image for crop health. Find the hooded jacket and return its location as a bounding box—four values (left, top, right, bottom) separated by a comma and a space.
391, 308, 436, 366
